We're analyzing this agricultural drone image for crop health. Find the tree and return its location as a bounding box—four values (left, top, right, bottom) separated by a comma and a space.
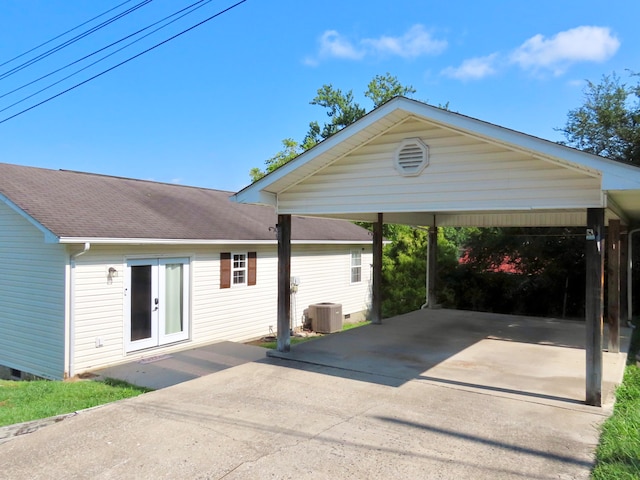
382, 226, 459, 318
559, 73, 640, 164
249, 138, 300, 183
365, 72, 416, 108
438, 227, 586, 318
250, 73, 416, 181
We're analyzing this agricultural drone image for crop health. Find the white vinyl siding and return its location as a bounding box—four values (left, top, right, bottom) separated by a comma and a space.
278, 117, 602, 217
71, 243, 372, 373
290, 246, 372, 330
0, 202, 67, 379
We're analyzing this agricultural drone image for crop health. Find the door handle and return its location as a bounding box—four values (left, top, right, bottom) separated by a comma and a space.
154, 298, 159, 311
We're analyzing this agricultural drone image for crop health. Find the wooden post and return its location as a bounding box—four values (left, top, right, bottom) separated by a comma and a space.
585, 208, 604, 407
277, 214, 291, 352
428, 225, 438, 308
607, 219, 621, 353
620, 231, 628, 324
371, 213, 383, 324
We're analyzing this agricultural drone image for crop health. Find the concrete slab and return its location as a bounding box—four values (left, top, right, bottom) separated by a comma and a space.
91, 341, 267, 390
0, 310, 630, 479
269, 309, 630, 408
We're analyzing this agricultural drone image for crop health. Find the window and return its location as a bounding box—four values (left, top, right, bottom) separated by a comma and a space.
351, 250, 362, 283
233, 253, 247, 285
220, 252, 256, 288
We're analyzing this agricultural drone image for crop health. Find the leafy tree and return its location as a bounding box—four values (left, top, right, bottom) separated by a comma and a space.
439, 227, 586, 318
559, 72, 640, 164
382, 226, 459, 317
304, 85, 366, 145
250, 73, 416, 181
249, 138, 307, 183
365, 72, 417, 108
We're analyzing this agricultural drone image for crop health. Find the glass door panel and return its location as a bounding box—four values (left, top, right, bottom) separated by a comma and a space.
159, 259, 189, 343
130, 265, 152, 341
126, 259, 159, 351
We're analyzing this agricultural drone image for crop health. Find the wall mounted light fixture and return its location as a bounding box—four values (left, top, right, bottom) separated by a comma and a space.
107, 267, 118, 285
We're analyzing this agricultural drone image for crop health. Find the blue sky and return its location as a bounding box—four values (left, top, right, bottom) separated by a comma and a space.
0, 0, 638, 192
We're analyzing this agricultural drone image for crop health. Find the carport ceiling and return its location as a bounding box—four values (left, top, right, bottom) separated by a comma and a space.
233, 97, 640, 228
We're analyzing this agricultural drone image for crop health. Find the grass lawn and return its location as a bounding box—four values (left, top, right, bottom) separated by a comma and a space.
591, 320, 640, 479
0, 378, 151, 428
255, 320, 371, 349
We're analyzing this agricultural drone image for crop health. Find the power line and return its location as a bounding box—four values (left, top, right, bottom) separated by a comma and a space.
0, 0, 248, 126
0, 0, 153, 82
0, 0, 134, 70
0, 0, 211, 104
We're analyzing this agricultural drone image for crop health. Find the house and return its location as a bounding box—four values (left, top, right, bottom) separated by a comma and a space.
0, 163, 373, 380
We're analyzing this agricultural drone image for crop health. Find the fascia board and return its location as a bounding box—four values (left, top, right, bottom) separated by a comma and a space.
0, 192, 59, 243
58, 237, 372, 245
230, 189, 276, 206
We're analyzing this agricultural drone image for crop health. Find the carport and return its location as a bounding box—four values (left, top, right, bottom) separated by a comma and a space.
232, 97, 640, 406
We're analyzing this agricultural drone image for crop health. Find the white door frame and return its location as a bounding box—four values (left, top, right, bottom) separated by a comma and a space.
125, 257, 190, 353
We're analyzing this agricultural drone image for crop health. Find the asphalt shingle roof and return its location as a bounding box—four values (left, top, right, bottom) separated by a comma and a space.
0, 163, 372, 242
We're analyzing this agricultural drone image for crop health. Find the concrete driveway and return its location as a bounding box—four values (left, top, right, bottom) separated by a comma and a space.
0, 309, 629, 479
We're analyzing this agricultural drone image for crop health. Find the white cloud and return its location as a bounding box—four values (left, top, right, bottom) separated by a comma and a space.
510, 26, 620, 75
362, 25, 447, 58
305, 25, 446, 65
318, 30, 365, 60
441, 54, 499, 80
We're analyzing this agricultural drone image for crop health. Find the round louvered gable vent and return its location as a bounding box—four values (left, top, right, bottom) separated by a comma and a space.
394, 138, 429, 176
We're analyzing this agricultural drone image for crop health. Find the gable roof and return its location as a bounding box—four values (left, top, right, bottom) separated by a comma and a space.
0, 163, 371, 244
232, 96, 640, 227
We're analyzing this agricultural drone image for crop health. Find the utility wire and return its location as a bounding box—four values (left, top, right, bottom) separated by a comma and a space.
0, 0, 247, 125
0, 0, 153, 81
0, 0, 210, 103
0, 0, 134, 70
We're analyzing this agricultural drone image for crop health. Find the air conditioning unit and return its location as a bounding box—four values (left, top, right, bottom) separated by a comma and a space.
309, 303, 343, 333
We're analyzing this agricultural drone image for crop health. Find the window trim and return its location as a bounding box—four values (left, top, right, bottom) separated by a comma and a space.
350, 249, 362, 284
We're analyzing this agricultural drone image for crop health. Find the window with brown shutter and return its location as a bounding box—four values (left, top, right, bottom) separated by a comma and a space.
220, 252, 231, 289
221, 251, 256, 288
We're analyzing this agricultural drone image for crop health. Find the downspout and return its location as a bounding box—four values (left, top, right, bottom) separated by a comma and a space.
69, 242, 90, 378
627, 229, 640, 325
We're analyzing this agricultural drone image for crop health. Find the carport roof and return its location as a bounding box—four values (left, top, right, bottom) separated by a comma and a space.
232, 97, 640, 227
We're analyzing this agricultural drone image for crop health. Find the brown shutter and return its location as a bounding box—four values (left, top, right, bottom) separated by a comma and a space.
220, 252, 231, 289
248, 251, 257, 286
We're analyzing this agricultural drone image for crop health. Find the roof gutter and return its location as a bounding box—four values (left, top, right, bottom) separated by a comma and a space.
67, 242, 90, 378
57, 237, 373, 245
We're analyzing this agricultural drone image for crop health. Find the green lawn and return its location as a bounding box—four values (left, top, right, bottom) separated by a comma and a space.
592, 321, 640, 479
0, 378, 151, 428
256, 320, 371, 349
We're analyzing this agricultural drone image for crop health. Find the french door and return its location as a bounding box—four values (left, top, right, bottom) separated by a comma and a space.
125, 258, 190, 352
